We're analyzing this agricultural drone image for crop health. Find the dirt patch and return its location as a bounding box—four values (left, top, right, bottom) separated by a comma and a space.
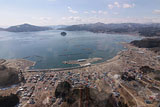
0, 65, 20, 88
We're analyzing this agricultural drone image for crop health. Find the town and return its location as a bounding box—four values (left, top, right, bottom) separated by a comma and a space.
11, 43, 159, 107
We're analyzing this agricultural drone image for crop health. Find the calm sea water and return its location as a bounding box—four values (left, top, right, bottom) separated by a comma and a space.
0, 30, 142, 69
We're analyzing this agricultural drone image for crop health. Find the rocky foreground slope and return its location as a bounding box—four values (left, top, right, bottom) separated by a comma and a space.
54, 81, 128, 107
0, 59, 33, 88
0, 65, 20, 88
0, 94, 19, 107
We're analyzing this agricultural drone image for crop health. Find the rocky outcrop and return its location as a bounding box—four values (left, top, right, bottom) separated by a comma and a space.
55, 81, 72, 100
131, 38, 160, 53
55, 81, 128, 107
61, 32, 67, 36
139, 66, 154, 74
131, 38, 160, 48
0, 94, 19, 107
121, 72, 135, 81
0, 65, 20, 88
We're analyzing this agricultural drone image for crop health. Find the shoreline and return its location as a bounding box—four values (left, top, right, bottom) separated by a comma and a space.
1, 43, 126, 72
63, 30, 143, 38
26, 51, 121, 72
1, 39, 160, 107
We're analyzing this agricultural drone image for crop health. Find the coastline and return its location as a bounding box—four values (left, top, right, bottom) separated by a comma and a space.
1, 40, 160, 107
0, 42, 126, 73
27, 42, 127, 72
2, 43, 125, 72
1, 39, 152, 73
25, 50, 122, 72
2, 59, 36, 71
66, 30, 142, 38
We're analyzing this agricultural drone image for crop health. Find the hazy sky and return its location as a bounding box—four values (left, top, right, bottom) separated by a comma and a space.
0, 0, 160, 26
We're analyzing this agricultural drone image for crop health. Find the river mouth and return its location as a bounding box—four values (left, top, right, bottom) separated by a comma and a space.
0, 30, 142, 69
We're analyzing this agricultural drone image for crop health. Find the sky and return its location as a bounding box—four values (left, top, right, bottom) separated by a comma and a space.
0, 0, 160, 27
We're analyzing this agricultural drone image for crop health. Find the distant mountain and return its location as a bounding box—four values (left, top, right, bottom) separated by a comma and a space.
60, 22, 160, 37
5, 24, 52, 32
48, 25, 68, 30
0, 28, 4, 31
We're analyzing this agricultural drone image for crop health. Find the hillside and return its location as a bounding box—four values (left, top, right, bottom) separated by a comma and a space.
0, 28, 4, 31
0, 65, 20, 88
54, 81, 128, 107
5, 24, 52, 32
0, 24, 52, 32
131, 38, 160, 53
61, 23, 160, 37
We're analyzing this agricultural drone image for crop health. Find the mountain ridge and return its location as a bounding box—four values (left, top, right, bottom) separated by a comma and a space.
0, 23, 52, 32
60, 22, 160, 37
1, 23, 160, 36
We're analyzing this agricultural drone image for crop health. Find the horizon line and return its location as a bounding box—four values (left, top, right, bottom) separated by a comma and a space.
1, 22, 160, 28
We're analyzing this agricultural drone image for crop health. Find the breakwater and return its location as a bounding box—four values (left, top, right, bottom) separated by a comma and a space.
27, 65, 91, 72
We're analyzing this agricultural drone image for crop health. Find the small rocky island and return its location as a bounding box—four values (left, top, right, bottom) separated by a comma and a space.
61, 32, 67, 36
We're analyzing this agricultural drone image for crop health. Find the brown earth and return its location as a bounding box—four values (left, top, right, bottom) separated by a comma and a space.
0, 65, 20, 88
